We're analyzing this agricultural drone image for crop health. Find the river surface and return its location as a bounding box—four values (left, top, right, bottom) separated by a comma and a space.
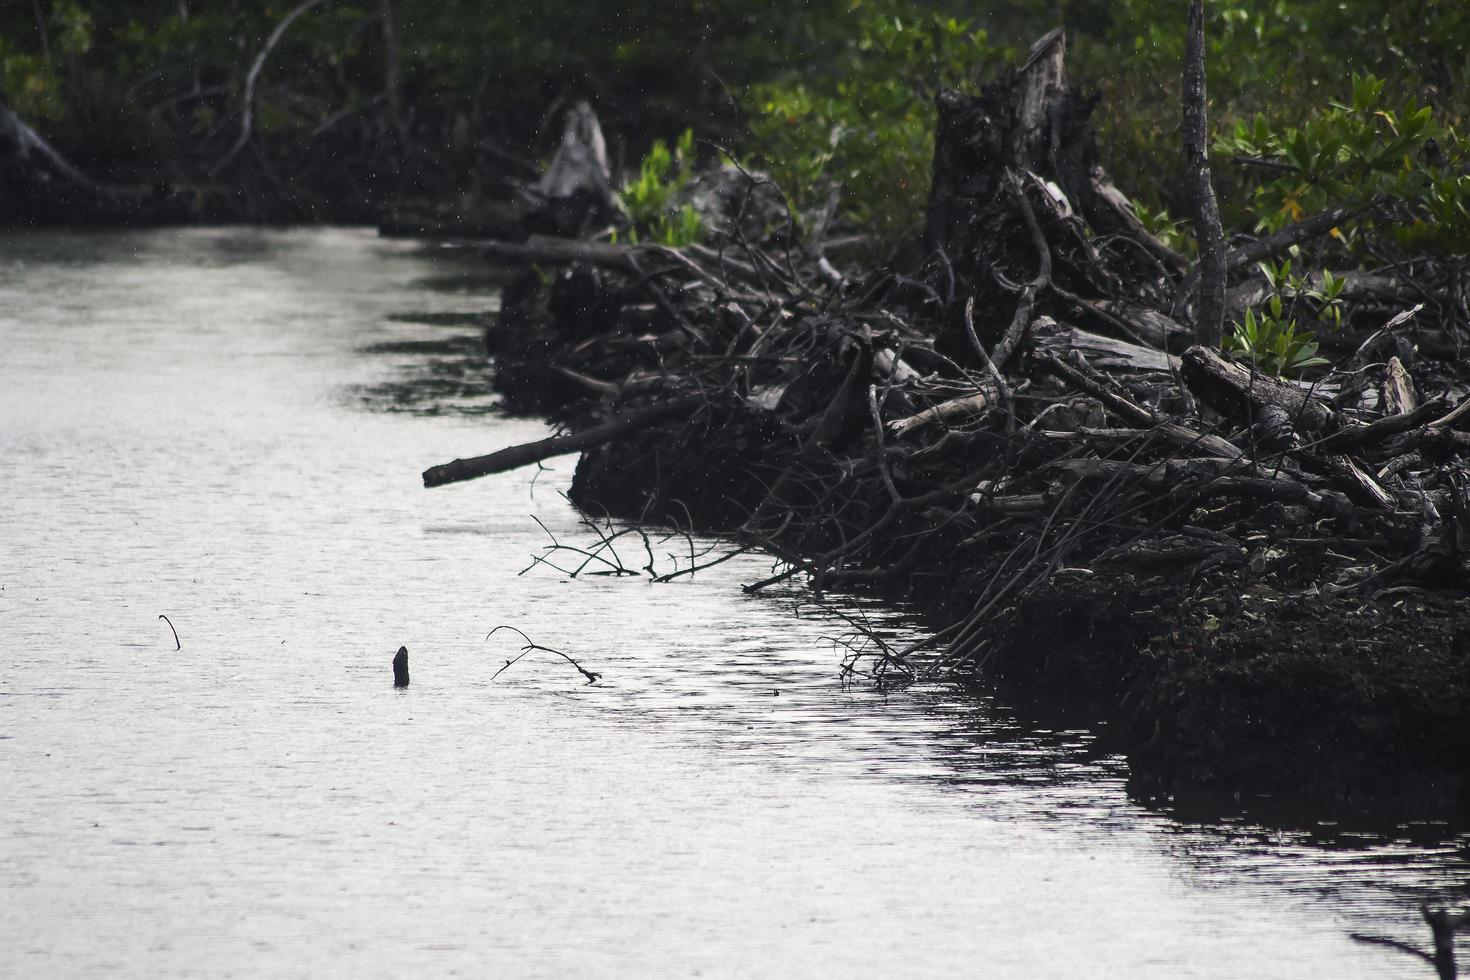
2, 227, 1467, 978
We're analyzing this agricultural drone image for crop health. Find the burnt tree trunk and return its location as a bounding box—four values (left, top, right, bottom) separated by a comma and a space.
522, 100, 620, 238
1183, 0, 1227, 347
923, 30, 1186, 366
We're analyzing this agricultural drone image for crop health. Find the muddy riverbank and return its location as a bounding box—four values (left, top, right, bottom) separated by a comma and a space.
564, 400, 1470, 813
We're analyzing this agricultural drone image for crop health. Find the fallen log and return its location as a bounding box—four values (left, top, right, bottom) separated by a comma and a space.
1318, 398, 1445, 453
1032, 321, 1177, 374
1051, 457, 1350, 515
1034, 350, 1243, 459
1323, 454, 1396, 509
1180, 345, 1336, 432
1091, 299, 1191, 350
1225, 204, 1361, 273
423, 396, 701, 487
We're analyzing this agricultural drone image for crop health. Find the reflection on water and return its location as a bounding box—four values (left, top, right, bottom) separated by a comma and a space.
1, 226, 1467, 978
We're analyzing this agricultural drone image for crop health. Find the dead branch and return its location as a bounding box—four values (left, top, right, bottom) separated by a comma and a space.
423, 396, 702, 487
213, 0, 330, 174
487, 625, 601, 685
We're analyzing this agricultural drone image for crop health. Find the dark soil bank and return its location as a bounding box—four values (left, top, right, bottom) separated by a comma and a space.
987, 572, 1470, 810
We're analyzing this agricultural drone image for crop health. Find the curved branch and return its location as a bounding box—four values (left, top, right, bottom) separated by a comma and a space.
158, 614, 181, 651
0, 103, 148, 200
991, 171, 1052, 371
212, 0, 329, 174
486, 625, 601, 685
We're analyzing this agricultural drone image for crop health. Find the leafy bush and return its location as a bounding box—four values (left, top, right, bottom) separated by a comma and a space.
619, 128, 704, 246
1225, 260, 1344, 377
1061, 0, 1470, 222
1226, 306, 1327, 378
1215, 75, 1452, 234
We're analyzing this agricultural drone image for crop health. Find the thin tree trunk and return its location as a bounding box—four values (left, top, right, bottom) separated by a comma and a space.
379, 0, 407, 145
1183, 0, 1226, 347
212, 0, 328, 174
31, 0, 52, 69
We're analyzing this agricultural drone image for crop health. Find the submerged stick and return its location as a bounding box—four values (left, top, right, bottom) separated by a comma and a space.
392, 646, 410, 687
158, 614, 180, 650
486, 625, 600, 685
423, 397, 700, 487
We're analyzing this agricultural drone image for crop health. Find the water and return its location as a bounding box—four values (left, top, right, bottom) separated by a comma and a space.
1, 226, 1465, 978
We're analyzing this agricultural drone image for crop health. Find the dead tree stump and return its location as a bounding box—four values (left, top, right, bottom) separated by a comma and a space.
923, 30, 1187, 364
392, 646, 410, 688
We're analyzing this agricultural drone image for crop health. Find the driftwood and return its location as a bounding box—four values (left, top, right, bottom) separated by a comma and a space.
1180, 345, 1336, 432
1050, 457, 1343, 513
1091, 299, 1191, 350
1034, 351, 1243, 459
1383, 357, 1418, 414
423, 396, 700, 487
888, 387, 999, 437
1319, 399, 1445, 453
1032, 321, 1177, 374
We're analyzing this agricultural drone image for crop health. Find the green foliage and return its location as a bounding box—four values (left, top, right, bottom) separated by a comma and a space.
1209, 71, 1470, 268
619, 128, 704, 246
1057, 0, 1470, 220
745, 3, 1004, 253
52, 1, 94, 57
0, 0, 1465, 253
1130, 199, 1192, 256
1226, 306, 1327, 378
1216, 75, 1450, 231
1397, 171, 1470, 255
1224, 259, 1345, 378
0, 46, 58, 120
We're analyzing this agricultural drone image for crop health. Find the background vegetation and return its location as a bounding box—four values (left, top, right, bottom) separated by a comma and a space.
1, 0, 1466, 247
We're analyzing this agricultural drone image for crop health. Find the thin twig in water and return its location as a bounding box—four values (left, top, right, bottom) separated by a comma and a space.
159, 614, 180, 650
653, 545, 751, 583
487, 625, 601, 685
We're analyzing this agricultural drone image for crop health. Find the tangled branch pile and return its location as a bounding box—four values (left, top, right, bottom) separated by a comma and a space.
427, 34, 1470, 803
